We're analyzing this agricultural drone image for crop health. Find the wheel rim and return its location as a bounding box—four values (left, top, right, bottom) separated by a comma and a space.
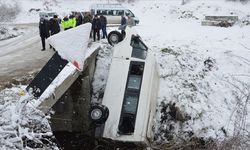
91, 108, 102, 120
110, 34, 119, 44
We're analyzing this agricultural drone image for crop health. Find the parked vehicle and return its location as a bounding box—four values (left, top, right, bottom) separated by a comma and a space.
90, 3, 139, 25
89, 28, 159, 146
39, 11, 58, 19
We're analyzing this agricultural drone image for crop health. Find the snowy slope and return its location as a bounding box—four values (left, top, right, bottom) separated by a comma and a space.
127, 0, 250, 146
1, 0, 250, 149
94, 0, 250, 146
0, 87, 58, 150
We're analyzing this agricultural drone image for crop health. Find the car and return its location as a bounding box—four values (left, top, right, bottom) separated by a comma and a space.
89, 28, 159, 146
39, 11, 58, 19
90, 3, 139, 25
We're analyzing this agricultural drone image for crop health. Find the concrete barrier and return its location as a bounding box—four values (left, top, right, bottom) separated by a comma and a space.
202, 16, 238, 27
205, 16, 238, 22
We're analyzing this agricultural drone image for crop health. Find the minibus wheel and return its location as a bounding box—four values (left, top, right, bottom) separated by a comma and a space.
107, 31, 123, 46
89, 105, 109, 124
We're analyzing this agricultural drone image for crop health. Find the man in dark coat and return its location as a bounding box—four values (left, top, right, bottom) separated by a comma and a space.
83, 12, 93, 23
39, 17, 50, 51
76, 12, 83, 26
100, 15, 108, 39
49, 15, 60, 36
92, 15, 101, 41
83, 12, 93, 38
120, 15, 127, 38
49, 15, 60, 50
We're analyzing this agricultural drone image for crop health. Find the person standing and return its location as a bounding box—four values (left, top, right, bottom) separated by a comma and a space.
76, 12, 83, 26
83, 12, 93, 38
120, 15, 127, 38
83, 12, 93, 24
49, 15, 60, 36
39, 17, 50, 51
62, 16, 70, 30
49, 15, 60, 50
92, 15, 101, 41
100, 15, 107, 39
69, 14, 76, 28
127, 16, 135, 27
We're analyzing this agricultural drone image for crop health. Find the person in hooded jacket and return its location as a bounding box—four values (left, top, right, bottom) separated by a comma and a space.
92, 15, 101, 41
100, 15, 107, 39
49, 15, 60, 36
39, 17, 50, 51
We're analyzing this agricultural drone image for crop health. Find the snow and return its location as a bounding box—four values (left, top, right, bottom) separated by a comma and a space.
14, 0, 95, 24
0, 26, 24, 41
0, 23, 53, 84
48, 23, 91, 70
127, 0, 250, 144
91, 44, 113, 103
0, 86, 58, 149
1, 0, 250, 148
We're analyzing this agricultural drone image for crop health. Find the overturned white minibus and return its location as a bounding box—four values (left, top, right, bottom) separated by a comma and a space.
89, 28, 159, 145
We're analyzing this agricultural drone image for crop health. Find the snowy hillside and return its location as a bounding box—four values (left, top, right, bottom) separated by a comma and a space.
1, 0, 250, 149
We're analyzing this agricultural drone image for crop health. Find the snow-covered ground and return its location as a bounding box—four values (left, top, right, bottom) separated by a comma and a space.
1, 0, 250, 149
0, 86, 58, 150
128, 0, 250, 145
0, 23, 53, 86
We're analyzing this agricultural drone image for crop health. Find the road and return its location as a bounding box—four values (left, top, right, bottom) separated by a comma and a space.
0, 23, 54, 84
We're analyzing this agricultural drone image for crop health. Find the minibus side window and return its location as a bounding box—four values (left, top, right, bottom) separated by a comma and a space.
97, 10, 108, 15
107, 10, 113, 16
130, 35, 148, 60
90, 9, 95, 15
117, 10, 124, 16
97, 10, 101, 15
118, 61, 144, 135
125, 10, 135, 17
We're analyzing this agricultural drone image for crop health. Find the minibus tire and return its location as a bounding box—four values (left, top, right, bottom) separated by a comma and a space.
89, 105, 109, 124
108, 31, 123, 46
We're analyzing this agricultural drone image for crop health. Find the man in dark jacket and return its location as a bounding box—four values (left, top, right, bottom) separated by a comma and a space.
120, 15, 127, 38
83, 12, 93, 38
83, 12, 93, 23
39, 17, 50, 51
92, 15, 101, 41
49, 15, 60, 36
76, 12, 83, 26
100, 15, 107, 39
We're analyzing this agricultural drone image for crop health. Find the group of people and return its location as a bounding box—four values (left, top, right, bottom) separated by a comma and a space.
39, 15, 60, 51
39, 12, 136, 50
91, 14, 135, 42
91, 14, 108, 41
61, 12, 93, 30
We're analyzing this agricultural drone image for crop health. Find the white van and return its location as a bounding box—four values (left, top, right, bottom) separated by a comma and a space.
90, 4, 139, 25
39, 11, 58, 19
89, 28, 159, 146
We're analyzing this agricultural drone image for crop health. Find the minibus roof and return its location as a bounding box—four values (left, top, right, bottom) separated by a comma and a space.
90, 3, 126, 10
